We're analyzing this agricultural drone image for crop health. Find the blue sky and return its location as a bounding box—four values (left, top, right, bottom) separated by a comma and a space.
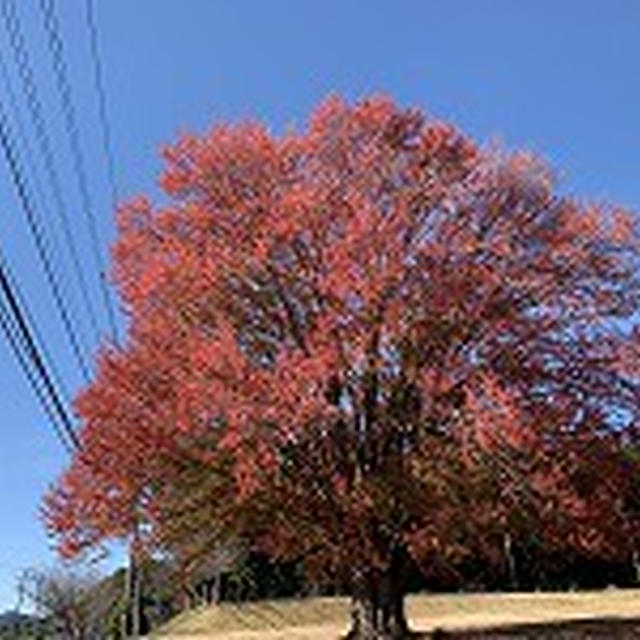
1, 0, 639, 610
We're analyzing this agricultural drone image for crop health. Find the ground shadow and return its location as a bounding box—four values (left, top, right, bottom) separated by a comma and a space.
416, 616, 640, 639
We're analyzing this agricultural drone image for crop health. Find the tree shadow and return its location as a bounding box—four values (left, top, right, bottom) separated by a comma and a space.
416, 616, 640, 639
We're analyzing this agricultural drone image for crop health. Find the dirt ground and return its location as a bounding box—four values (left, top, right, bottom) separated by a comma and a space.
153, 589, 640, 639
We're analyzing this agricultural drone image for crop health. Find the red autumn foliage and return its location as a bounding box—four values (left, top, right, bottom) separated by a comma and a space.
43, 95, 640, 633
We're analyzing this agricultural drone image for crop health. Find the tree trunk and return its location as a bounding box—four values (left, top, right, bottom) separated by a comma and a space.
131, 555, 142, 638
211, 570, 221, 604
182, 584, 195, 611
122, 550, 142, 638
121, 558, 132, 639
504, 532, 518, 591
347, 584, 408, 639
346, 546, 410, 640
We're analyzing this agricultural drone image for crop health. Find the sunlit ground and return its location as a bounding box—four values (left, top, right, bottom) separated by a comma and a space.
152, 589, 640, 638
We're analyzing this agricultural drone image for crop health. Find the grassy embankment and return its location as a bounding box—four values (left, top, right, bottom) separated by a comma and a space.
153, 588, 640, 639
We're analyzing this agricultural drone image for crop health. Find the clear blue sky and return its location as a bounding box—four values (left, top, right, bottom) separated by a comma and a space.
1, 0, 639, 610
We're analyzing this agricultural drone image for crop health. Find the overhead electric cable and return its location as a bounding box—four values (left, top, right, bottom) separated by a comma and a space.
85, 0, 120, 212
39, 0, 118, 342
0, 53, 73, 405
2, 258, 71, 405
0, 48, 60, 270
0, 251, 79, 450
0, 99, 91, 382
0, 0, 102, 344
0, 293, 73, 454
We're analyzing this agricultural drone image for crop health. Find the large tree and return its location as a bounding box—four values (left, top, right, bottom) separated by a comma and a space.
44, 96, 640, 639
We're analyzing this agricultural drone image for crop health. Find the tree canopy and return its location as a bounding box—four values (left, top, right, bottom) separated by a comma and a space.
43, 95, 640, 638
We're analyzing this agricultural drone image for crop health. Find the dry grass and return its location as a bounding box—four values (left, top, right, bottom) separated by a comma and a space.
152, 588, 640, 639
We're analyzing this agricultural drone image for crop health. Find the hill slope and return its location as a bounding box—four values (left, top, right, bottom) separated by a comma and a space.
152, 589, 640, 639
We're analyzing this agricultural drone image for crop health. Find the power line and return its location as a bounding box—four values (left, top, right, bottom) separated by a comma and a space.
0, 298, 72, 453
0, 98, 91, 382
0, 53, 72, 406
2, 258, 71, 407
0, 251, 79, 451
0, 0, 102, 344
0, 290, 74, 454
39, 0, 118, 343
85, 0, 120, 214
0, 49, 60, 281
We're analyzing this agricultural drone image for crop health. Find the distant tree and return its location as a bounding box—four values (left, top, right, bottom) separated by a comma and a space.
43, 95, 640, 639
0, 609, 47, 640
16, 566, 101, 639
